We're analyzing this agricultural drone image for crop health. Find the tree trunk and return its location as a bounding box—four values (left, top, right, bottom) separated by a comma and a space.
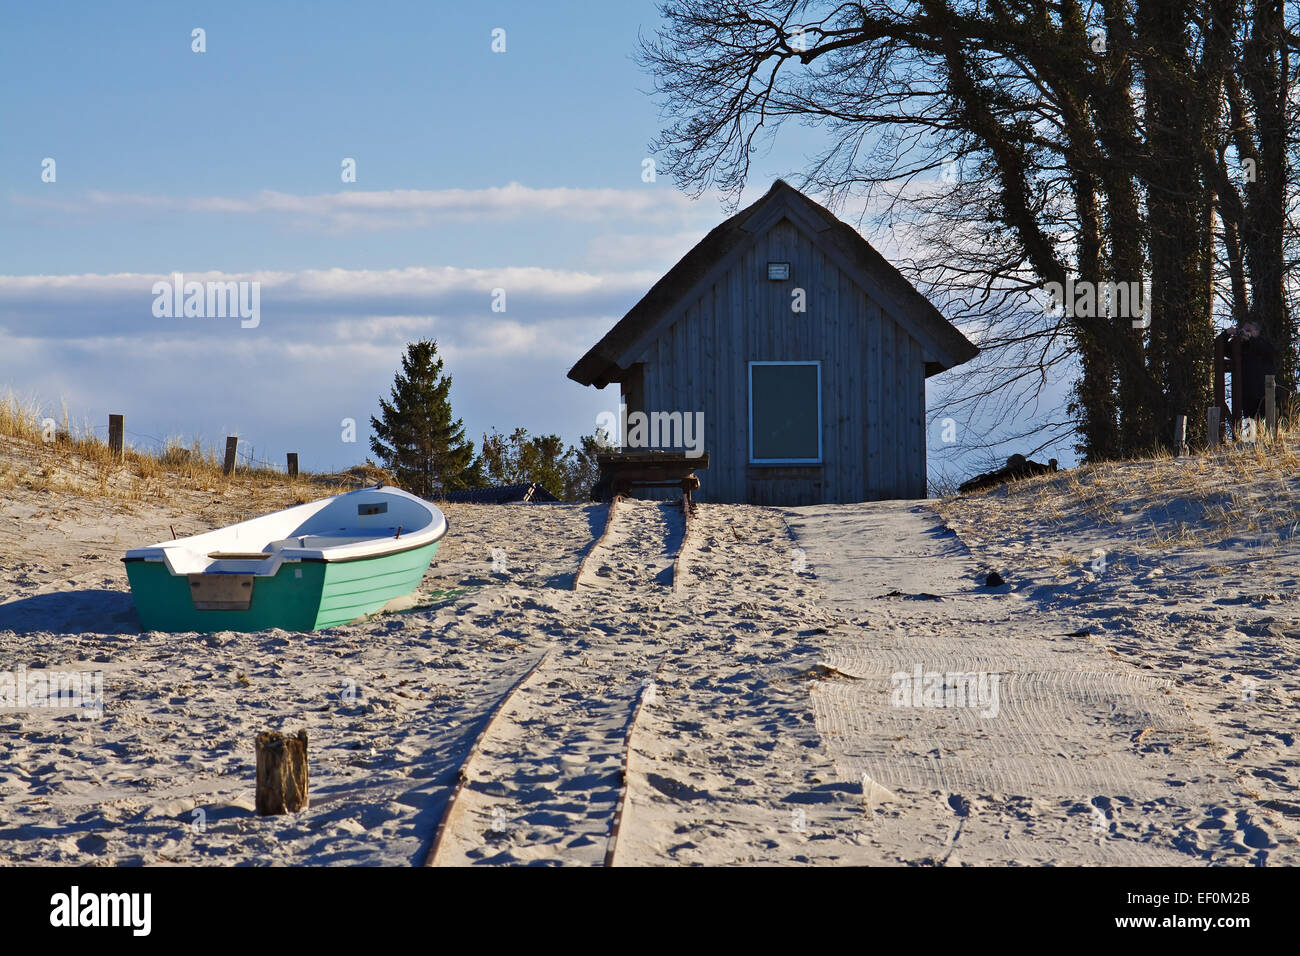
1096, 0, 1156, 454
1137, 0, 1217, 447
1238, 2, 1293, 407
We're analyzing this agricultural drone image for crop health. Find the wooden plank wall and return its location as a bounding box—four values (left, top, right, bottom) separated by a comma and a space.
626, 217, 928, 504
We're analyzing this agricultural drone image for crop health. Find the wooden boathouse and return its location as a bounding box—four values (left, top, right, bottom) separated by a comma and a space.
567, 180, 978, 505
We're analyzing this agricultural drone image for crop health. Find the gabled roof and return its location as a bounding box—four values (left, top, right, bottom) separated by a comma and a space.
568, 180, 978, 388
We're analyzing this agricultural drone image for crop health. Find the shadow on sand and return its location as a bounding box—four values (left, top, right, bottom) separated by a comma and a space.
560, 502, 614, 589
0, 589, 139, 635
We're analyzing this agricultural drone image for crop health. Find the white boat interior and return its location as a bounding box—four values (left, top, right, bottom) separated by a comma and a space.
124, 486, 448, 577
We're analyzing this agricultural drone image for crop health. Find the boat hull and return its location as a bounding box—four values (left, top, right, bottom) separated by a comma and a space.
125, 540, 440, 633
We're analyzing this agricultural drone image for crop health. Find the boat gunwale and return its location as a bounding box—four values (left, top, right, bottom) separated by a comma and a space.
121, 529, 446, 566
121, 487, 449, 571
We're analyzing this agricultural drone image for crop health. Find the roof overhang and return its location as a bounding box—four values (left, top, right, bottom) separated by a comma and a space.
567, 180, 978, 388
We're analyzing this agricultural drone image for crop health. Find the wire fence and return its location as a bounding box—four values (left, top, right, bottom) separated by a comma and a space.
4, 394, 332, 478
83, 424, 292, 472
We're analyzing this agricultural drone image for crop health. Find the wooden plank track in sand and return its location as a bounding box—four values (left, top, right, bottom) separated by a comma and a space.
574, 497, 691, 592
424, 651, 552, 866
669, 497, 696, 595
422, 497, 693, 865
604, 656, 671, 867
424, 648, 661, 866
573, 496, 621, 590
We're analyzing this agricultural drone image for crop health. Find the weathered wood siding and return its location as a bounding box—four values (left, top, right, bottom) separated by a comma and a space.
621, 216, 928, 504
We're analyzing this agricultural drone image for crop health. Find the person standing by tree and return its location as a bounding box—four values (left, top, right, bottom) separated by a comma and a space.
369, 339, 482, 496
1237, 322, 1277, 424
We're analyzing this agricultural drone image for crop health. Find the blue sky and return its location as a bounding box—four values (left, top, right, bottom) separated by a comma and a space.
0, 1, 1068, 480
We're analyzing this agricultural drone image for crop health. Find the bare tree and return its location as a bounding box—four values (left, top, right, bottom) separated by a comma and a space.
640, 0, 1297, 465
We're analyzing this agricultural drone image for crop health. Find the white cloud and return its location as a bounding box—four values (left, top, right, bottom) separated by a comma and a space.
16, 183, 697, 232
0, 320, 615, 472
0, 265, 660, 339
0, 262, 636, 470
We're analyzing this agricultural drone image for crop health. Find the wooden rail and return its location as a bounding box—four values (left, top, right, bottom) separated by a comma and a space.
577, 495, 696, 593
604, 665, 666, 867
424, 647, 666, 868
573, 496, 621, 589
424, 651, 551, 866
604, 640, 691, 866
670, 494, 695, 595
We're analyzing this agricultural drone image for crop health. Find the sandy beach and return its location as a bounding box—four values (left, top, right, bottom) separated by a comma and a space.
1, 432, 1297, 866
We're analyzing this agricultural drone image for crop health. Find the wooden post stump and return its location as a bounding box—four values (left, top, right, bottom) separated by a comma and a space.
286, 452, 299, 477
1207, 406, 1220, 451
223, 436, 239, 476
255, 729, 309, 815
108, 414, 124, 460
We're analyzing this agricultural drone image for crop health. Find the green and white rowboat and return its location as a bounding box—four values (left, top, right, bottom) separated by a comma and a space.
124, 485, 448, 633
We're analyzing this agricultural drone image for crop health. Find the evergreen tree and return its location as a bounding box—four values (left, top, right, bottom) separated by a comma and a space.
369, 340, 481, 496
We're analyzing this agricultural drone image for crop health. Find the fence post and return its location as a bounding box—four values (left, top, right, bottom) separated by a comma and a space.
1265, 375, 1277, 440
1174, 415, 1188, 458
1207, 406, 1219, 451
286, 452, 299, 477
108, 414, 124, 460
223, 436, 239, 476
